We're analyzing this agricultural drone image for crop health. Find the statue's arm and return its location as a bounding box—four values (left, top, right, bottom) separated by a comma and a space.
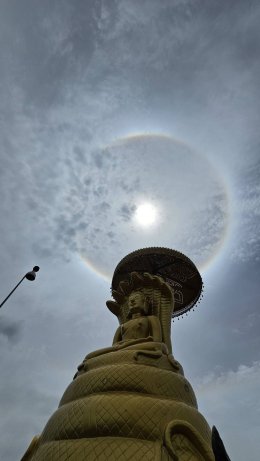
148, 315, 162, 342
112, 325, 122, 344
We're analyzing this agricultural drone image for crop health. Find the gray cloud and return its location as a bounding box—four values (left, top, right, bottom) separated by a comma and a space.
0, 317, 21, 342
230, 158, 260, 262
1, 384, 57, 460
118, 203, 137, 222
194, 361, 260, 461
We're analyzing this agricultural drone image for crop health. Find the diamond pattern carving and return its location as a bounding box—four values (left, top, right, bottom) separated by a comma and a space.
60, 364, 197, 408
41, 393, 211, 445
31, 438, 161, 461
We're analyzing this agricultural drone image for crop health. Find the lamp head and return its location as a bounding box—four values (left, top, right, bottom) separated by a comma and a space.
25, 266, 40, 281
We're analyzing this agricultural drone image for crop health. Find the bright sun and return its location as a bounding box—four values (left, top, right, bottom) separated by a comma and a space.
134, 203, 157, 227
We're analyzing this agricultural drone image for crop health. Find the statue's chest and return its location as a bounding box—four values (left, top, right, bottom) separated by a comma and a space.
122, 317, 149, 340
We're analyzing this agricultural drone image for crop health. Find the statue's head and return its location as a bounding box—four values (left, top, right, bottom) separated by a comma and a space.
127, 290, 150, 317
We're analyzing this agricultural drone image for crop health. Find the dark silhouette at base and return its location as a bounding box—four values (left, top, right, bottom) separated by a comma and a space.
212, 426, 231, 461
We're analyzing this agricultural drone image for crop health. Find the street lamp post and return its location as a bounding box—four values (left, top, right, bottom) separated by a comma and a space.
0, 266, 40, 309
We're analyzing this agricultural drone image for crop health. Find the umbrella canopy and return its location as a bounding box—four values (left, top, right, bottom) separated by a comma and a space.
111, 247, 203, 317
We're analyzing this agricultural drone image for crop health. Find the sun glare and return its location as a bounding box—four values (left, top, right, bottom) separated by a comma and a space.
134, 203, 157, 227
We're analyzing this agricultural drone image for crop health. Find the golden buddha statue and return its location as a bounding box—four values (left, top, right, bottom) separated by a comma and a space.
21, 247, 230, 461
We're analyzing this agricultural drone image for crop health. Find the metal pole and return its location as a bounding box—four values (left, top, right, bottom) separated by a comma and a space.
0, 276, 26, 308
0, 266, 40, 309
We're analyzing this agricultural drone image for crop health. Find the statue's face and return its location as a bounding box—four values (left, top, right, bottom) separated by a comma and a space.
128, 291, 146, 314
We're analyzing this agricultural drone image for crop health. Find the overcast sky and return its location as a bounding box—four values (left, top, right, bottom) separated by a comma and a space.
0, 1, 259, 460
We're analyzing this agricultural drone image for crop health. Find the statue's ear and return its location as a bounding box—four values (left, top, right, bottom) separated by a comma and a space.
106, 300, 120, 316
